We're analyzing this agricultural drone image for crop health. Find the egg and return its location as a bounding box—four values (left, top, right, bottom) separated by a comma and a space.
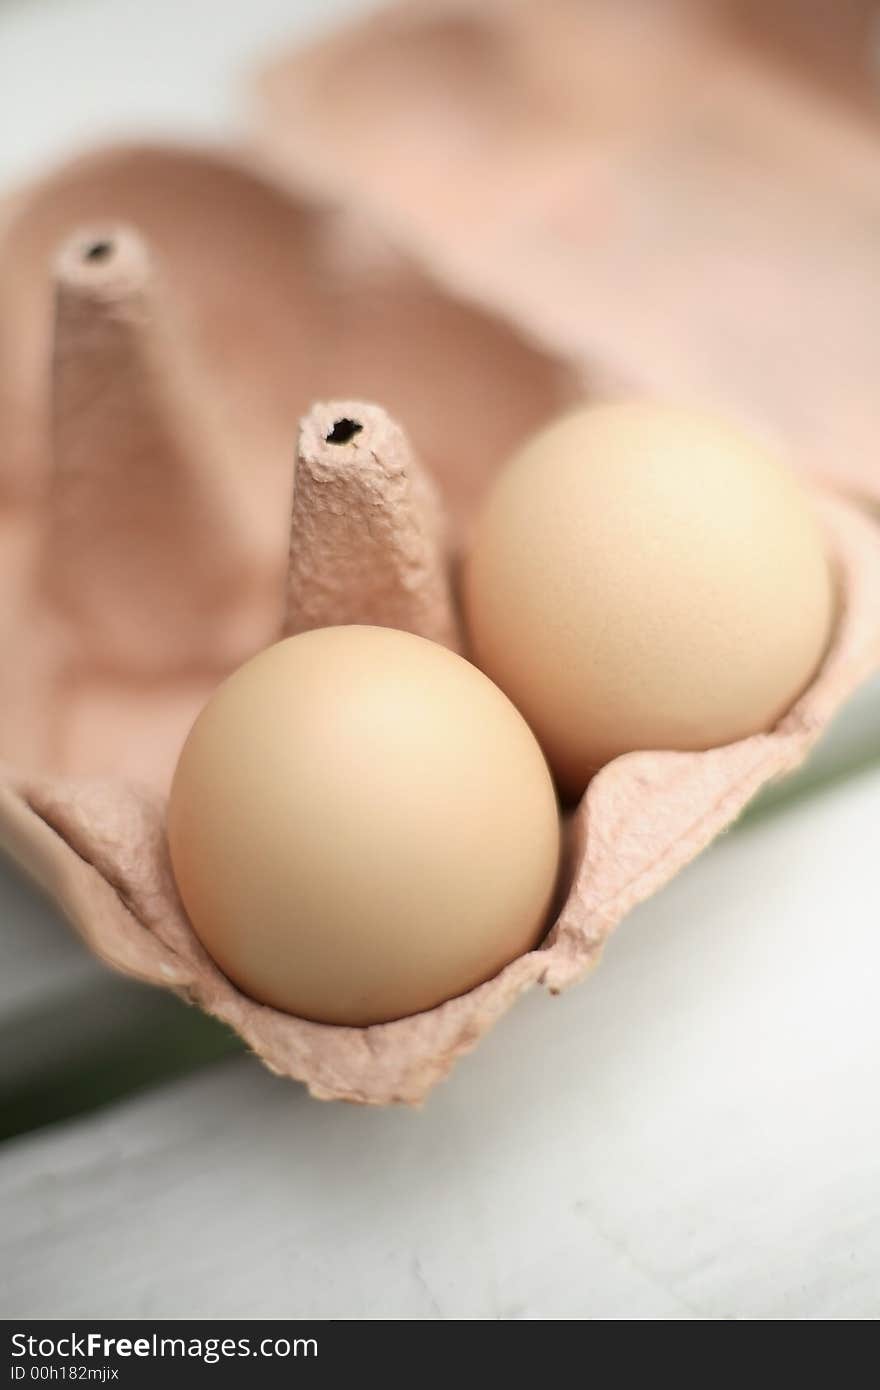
463, 402, 835, 799
167, 625, 560, 1026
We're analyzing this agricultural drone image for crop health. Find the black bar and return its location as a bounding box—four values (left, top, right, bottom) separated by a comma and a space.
2, 1321, 559, 1384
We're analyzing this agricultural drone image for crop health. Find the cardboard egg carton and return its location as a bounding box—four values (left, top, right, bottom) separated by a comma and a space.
1, 3, 879, 1102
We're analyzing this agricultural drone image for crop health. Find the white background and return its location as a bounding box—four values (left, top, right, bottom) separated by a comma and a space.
1, 0, 878, 1320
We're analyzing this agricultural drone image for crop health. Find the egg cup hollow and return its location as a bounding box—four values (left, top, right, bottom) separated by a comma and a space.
1, 141, 879, 1105
255, 0, 880, 513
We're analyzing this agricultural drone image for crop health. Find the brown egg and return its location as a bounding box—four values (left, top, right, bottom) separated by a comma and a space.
464, 402, 835, 799
167, 625, 560, 1026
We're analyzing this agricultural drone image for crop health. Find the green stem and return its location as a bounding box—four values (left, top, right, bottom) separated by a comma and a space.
737, 741, 880, 830
0, 977, 243, 1142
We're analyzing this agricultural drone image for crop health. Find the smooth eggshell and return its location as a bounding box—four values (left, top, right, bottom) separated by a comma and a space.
167, 625, 561, 1026
464, 402, 835, 798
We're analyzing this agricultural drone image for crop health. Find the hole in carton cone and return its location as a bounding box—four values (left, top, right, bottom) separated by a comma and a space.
325, 417, 363, 444
83, 240, 114, 263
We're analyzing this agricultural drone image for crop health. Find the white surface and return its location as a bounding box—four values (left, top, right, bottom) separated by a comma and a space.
2, 769, 880, 1320
1, 0, 879, 1323
0, 0, 378, 187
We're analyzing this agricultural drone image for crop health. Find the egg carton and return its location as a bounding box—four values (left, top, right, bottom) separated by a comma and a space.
0, 149, 878, 1103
